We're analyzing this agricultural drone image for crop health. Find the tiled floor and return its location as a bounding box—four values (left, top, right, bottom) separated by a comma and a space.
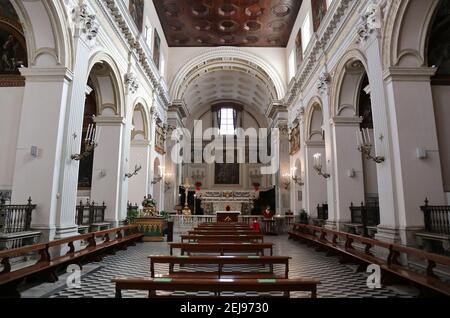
46, 235, 417, 298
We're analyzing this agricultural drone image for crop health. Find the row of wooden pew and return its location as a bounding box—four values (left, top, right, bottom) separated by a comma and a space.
113, 222, 321, 298
288, 223, 450, 297
0, 225, 144, 298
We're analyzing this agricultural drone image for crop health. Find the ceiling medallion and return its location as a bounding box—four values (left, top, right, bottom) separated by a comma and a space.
245, 3, 264, 17
219, 20, 238, 32
192, 4, 210, 17
219, 35, 235, 44
163, 3, 179, 17
272, 4, 291, 17
267, 36, 281, 45
194, 20, 212, 31
168, 21, 184, 31
244, 35, 259, 44
196, 36, 212, 44
172, 34, 190, 44
268, 20, 286, 32
244, 21, 262, 32
218, 3, 237, 17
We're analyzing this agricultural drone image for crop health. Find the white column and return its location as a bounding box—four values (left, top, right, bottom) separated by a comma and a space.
127, 141, 150, 206
331, 117, 365, 229
11, 68, 73, 242
90, 116, 125, 226
318, 75, 337, 228
304, 143, 327, 218
359, 12, 401, 243
383, 67, 446, 244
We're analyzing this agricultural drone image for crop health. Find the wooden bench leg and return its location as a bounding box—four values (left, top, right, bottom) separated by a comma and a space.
0, 281, 22, 298
148, 290, 157, 298
115, 286, 122, 298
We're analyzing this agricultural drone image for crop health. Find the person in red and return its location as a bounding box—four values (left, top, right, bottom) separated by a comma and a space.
263, 206, 274, 219
252, 218, 261, 233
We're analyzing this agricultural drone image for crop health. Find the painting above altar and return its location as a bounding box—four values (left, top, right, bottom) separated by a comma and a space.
215, 163, 239, 184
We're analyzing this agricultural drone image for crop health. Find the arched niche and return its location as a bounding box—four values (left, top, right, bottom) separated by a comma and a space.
305, 99, 324, 143
383, 0, 441, 69
132, 104, 149, 142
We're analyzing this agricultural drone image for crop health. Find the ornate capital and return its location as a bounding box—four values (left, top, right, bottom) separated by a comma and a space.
277, 123, 289, 136
73, 3, 99, 42
125, 72, 139, 94
317, 72, 331, 95
357, 2, 382, 43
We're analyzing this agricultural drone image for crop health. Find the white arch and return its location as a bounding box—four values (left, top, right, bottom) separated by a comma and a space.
11, 0, 73, 69
170, 47, 286, 101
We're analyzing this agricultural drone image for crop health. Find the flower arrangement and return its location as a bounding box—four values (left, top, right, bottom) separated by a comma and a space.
253, 182, 260, 192
195, 181, 202, 191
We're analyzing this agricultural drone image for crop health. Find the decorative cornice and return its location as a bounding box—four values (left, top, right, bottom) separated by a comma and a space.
284, 0, 354, 108
383, 67, 437, 82
99, 0, 170, 108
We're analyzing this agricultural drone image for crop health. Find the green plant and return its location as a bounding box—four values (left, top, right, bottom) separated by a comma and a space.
299, 209, 309, 224
127, 208, 139, 222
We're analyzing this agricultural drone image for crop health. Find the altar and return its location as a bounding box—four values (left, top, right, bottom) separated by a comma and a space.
132, 217, 166, 242
215, 211, 241, 223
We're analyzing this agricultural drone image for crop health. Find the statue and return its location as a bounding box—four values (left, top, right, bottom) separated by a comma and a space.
141, 195, 157, 217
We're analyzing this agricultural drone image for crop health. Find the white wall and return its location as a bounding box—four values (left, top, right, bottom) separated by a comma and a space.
432, 85, 450, 193
0, 87, 24, 191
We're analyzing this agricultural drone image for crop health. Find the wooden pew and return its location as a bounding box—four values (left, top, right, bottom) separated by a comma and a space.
149, 255, 290, 279
113, 277, 320, 298
0, 225, 143, 298
189, 230, 256, 235
169, 242, 273, 256
289, 224, 450, 297
181, 234, 264, 243
198, 223, 251, 229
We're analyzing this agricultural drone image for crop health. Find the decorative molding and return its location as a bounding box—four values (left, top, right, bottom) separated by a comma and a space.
124, 72, 139, 94
73, 3, 99, 42
357, 1, 383, 43
317, 72, 331, 95
98, 0, 171, 108
284, 0, 355, 108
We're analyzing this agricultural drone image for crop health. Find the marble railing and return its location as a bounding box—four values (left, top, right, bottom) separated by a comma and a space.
172, 215, 297, 234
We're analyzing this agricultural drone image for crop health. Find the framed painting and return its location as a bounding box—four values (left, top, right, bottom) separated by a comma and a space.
129, 0, 144, 33
295, 29, 303, 70
215, 163, 240, 185
311, 0, 327, 33
0, 0, 27, 86
290, 124, 300, 155
153, 29, 161, 70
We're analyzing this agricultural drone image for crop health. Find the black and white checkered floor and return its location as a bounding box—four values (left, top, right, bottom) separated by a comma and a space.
46, 235, 418, 298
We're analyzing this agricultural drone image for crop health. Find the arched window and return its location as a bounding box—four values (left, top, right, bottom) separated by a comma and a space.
212, 103, 243, 136
219, 107, 236, 135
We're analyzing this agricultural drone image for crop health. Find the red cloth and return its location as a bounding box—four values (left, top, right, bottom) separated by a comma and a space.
252, 220, 261, 233
263, 209, 273, 219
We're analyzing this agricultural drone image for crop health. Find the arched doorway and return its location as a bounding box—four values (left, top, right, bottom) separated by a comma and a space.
304, 99, 327, 219
331, 55, 377, 230
428, 0, 450, 202
82, 59, 125, 226
128, 103, 150, 206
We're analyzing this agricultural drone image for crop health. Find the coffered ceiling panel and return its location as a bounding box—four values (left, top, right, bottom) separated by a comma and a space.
153, 0, 302, 47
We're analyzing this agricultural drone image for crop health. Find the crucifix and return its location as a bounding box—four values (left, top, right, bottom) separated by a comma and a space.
181, 178, 192, 216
